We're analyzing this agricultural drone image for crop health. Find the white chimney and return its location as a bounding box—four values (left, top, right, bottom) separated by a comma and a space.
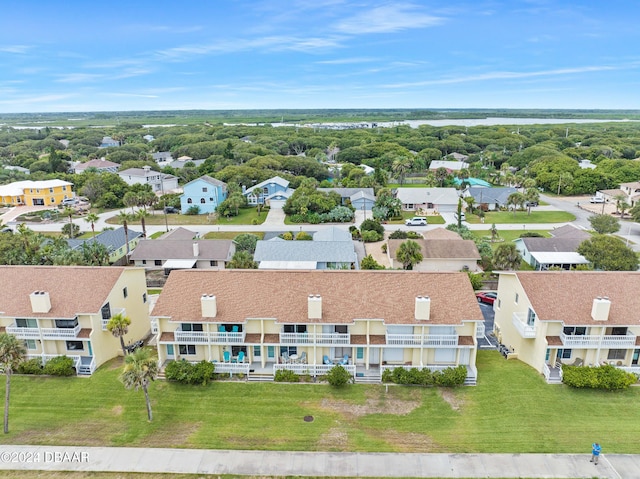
201, 294, 217, 318
193, 242, 199, 257
415, 296, 431, 321
30, 291, 51, 314
308, 294, 322, 319
591, 297, 611, 321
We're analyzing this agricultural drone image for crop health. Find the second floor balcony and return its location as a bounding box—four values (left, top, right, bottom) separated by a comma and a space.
560, 331, 636, 348
512, 312, 536, 338
386, 333, 459, 347
7, 323, 81, 340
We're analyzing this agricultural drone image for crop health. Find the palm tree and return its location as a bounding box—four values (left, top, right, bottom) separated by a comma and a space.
392, 156, 412, 185
117, 211, 133, 256
489, 223, 499, 242
107, 313, 132, 357
120, 347, 158, 421
396, 240, 423, 270
434, 167, 449, 187
493, 243, 522, 270
0, 333, 26, 434
62, 206, 75, 239
123, 192, 138, 214
84, 213, 99, 239
228, 251, 258, 269
507, 192, 525, 216
613, 194, 627, 215
524, 188, 540, 215
135, 209, 149, 238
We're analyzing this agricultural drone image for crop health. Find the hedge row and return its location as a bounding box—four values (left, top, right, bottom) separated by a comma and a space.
17, 356, 76, 376
381, 365, 467, 387
165, 360, 216, 385
562, 364, 637, 390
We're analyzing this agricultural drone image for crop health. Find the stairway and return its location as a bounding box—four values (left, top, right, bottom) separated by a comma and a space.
247, 373, 274, 382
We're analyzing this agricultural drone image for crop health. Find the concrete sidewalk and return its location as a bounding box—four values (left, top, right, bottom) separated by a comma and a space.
1, 445, 638, 478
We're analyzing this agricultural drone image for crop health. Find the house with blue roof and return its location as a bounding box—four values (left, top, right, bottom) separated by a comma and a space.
180, 176, 228, 214
243, 176, 295, 207
67, 226, 142, 265
463, 186, 518, 210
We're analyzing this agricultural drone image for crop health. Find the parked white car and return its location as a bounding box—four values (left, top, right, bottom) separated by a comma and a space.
590, 196, 605, 204
405, 216, 427, 226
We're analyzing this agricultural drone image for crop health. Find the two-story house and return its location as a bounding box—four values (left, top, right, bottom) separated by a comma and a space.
493, 271, 640, 383
0, 266, 150, 375
180, 176, 228, 214
0, 179, 74, 206
66, 227, 143, 265
74, 158, 120, 174
130, 239, 235, 274
118, 166, 179, 193
243, 176, 294, 207
151, 269, 483, 384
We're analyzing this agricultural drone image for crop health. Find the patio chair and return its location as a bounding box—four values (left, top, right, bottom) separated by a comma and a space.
323, 355, 332, 365
223, 350, 231, 363
299, 351, 307, 364
218, 325, 226, 332
572, 357, 583, 367
339, 354, 349, 366
231, 325, 239, 333
237, 351, 245, 363
282, 351, 290, 364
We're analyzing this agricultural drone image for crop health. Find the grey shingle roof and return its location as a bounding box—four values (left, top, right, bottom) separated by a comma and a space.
130, 240, 234, 261
520, 237, 585, 253
254, 240, 357, 263
67, 227, 142, 252
467, 187, 518, 206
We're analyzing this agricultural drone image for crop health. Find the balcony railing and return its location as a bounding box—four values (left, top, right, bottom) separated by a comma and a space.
174, 329, 210, 343
26, 354, 81, 370
476, 323, 486, 338
274, 363, 356, 376
386, 334, 459, 346
560, 332, 636, 348
512, 312, 536, 338
280, 332, 314, 344
314, 333, 350, 345
6, 325, 40, 339
7, 323, 81, 340
166, 330, 246, 344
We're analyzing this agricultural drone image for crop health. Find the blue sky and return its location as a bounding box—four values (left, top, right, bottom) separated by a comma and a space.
1, 0, 639, 113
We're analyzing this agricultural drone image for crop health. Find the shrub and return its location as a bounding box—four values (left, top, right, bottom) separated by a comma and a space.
288, 214, 304, 223
274, 369, 300, 382
190, 360, 215, 385
361, 230, 383, 242
467, 272, 484, 290
281, 232, 293, 240
562, 364, 637, 390
519, 232, 544, 238
307, 212, 322, 224
17, 358, 44, 375
434, 365, 467, 387
165, 359, 193, 383
406, 231, 422, 239
43, 356, 76, 376
296, 231, 313, 241
383, 366, 466, 387
326, 205, 354, 222
360, 218, 384, 235
326, 365, 352, 387
389, 229, 408, 239
185, 205, 201, 215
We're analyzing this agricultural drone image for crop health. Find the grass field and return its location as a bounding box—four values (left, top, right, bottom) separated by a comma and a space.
386, 211, 446, 225
466, 211, 575, 224
106, 207, 267, 226
470, 230, 552, 250
2, 351, 639, 454
202, 231, 265, 240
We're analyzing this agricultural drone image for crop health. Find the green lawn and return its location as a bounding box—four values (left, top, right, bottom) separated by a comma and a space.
106, 207, 266, 226
385, 211, 445, 225
466, 211, 575, 224
2, 351, 640, 453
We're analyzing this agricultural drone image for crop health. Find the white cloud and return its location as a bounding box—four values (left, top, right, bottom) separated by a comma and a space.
54, 73, 104, 83
0, 45, 31, 54
334, 3, 443, 34
316, 57, 376, 65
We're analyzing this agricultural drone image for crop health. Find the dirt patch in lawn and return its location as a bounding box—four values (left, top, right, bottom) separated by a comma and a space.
438, 388, 464, 412
319, 390, 420, 418
317, 427, 349, 450
10, 419, 119, 447
111, 405, 124, 416
380, 430, 443, 452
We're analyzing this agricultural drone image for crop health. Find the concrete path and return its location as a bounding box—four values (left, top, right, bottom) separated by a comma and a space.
0, 445, 637, 478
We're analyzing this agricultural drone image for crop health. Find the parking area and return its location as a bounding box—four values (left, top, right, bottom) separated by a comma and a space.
477, 301, 498, 349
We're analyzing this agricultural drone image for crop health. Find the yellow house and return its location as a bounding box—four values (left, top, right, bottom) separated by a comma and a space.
152, 269, 484, 384
0, 179, 74, 206
0, 266, 150, 374
493, 271, 640, 383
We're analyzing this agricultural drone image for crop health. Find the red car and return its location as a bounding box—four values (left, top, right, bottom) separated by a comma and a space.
476, 291, 497, 305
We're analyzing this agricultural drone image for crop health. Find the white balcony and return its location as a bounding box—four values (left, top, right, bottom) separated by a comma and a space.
386, 334, 458, 346
211, 331, 245, 344
274, 363, 356, 376
102, 307, 126, 331
6, 325, 40, 339
174, 329, 210, 343
386, 334, 422, 345
315, 333, 350, 345
280, 332, 314, 344
512, 312, 536, 338
560, 332, 636, 348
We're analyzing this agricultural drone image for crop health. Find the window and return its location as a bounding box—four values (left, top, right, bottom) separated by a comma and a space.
253, 346, 261, 357
16, 318, 37, 328
66, 341, 84, 351
407, 203, 414, 209
55, 318, 78, 329
154, 260, 162, 266
181, 323, 203, 332
142, 293, 147, 303
142, 259, 146, 265
200, 198, 206, 203
232, 346, 247, 356
563, 327, 587, 336
49, 187, 54, 193
187, 198, 193, 204
608, 349, 626, 360
356, 347, 364, 360
496, 299, 501, 309
123, 287, 128, 299
280, 346, 297, 356
545, 348, 550, 361
526, 308, 536, 327
25, 339, 37, 350
283, 325, 307, 333
209, 197, 214, 201
610, 327, 628, 336
101, 303, 111, 320
179, 345, 196, 355
515, 293, 519, 304
263, 187, 269, 194
209, 260, 217, 267
202, 187, 208, 192
557, 348, 572, 359
62, 186, 67, 191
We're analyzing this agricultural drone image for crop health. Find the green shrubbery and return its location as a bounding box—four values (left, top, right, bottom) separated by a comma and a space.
43, 356, 76, 376
165, 360, 216, 385
17, 358, 45, 375
381, 365, 467, 387
274, 369, 300, 382
562, 364, 637, 390
326, 364, 352, 387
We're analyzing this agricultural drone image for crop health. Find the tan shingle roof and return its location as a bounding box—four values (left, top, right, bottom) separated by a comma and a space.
0, 266, 125, 318
422, 228, 462, 240
152, 270, 483, 325
388, 239, 480, 261
515, 271, 640, 326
